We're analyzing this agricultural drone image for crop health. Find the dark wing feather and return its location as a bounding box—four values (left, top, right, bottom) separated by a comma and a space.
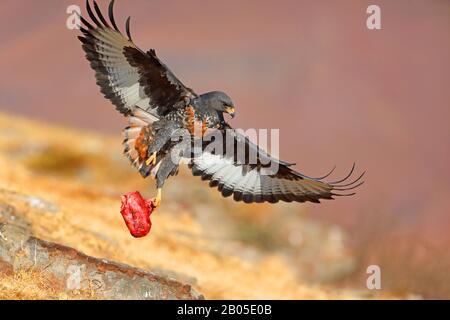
78, 0, 196, 120
190, 129, 365, 204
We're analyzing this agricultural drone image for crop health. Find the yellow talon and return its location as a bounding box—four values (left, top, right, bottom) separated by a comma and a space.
146, 152, 157, 166
153, 188, 162, 208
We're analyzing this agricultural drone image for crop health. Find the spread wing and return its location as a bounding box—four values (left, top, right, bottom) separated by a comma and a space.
190, 129, 365, 204
78, 0, 196, 121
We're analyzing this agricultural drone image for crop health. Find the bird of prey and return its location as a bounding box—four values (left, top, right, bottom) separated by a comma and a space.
78, 0, 364, 207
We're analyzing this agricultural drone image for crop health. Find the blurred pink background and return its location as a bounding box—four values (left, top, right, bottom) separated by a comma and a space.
0, 0, 449, 297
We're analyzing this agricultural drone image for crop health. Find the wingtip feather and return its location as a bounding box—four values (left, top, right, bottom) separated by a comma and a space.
109, 0, 120, 32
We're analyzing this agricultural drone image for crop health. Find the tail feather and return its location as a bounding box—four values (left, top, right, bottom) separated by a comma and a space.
122, 109, 159, 178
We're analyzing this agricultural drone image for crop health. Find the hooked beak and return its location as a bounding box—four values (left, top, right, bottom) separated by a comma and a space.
225, 106, 235, 118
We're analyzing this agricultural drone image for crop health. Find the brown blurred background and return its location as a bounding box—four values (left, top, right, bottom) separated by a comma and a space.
0, 0, 449, 298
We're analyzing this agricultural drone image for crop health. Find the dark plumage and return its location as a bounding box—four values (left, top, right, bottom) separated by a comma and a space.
78, 0, 364, 207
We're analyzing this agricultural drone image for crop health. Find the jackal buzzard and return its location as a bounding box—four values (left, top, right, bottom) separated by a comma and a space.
78, 0, 364, 206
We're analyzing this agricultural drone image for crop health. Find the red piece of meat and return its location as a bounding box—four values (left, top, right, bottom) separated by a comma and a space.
120, 191, 155, 238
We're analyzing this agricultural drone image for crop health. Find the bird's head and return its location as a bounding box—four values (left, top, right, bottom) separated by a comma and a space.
201, 91, 235, 119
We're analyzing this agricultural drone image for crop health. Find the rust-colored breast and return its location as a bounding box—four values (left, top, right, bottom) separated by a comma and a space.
186, 105, 196, 135
185, 106, 208, 137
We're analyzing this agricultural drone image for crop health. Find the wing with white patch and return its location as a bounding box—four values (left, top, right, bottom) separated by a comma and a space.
78, 0, 196, 121
190, 129, 365, 204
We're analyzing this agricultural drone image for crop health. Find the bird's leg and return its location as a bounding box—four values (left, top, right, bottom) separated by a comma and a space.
152, 188, 162, 208
144, 120, 180, 168
146, 152, 157, 166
